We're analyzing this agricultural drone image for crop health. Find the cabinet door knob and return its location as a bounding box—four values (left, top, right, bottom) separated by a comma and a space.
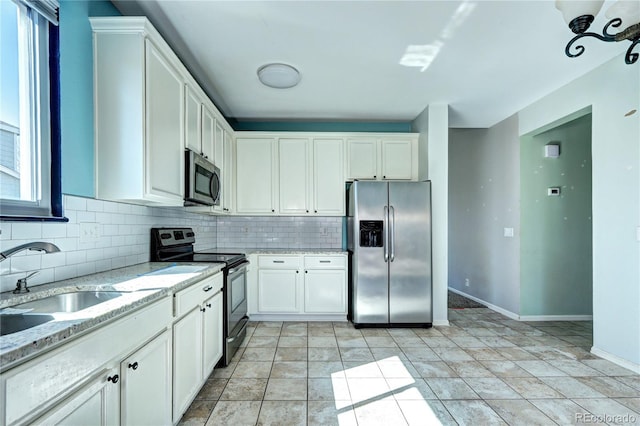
296, 270, 299, 274
206, 303, 212, 308
107, 374, 119, 384
306, 210, 309, 213
128, 362, 139, 370
314, 210, 317, 213
305, 270, 308, 273
201, 307, 206, 312
383, 176, 386, 179
271, 209, 275, 212
374, 175, 377, 179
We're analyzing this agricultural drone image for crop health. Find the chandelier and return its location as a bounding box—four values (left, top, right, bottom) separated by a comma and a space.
556, 0, 640, 64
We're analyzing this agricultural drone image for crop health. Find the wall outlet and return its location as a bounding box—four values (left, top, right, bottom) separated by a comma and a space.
504, 227, 514, 238
80, 222, 100, 243
464, 278, 470, 287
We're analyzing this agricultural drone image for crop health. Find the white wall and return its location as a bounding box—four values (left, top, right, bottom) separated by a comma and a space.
519, 55, 640, 368
448, 115, 521, 315
412, 104, 449, 326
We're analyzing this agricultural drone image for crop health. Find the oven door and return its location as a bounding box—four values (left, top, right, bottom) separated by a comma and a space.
227, 260, 249, 338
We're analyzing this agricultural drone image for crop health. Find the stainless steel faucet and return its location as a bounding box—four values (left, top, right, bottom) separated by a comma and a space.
0, 242, 61, 261
1, 242, 61, 293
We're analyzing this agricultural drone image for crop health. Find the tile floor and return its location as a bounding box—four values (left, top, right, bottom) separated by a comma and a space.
179, 308, 639, 426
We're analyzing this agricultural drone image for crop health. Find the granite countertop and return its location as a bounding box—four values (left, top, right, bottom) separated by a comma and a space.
217, 248, 348, 255
0, 262, 224, 371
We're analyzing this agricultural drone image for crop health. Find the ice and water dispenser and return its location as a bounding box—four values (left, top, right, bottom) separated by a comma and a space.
359, 221, 383, 247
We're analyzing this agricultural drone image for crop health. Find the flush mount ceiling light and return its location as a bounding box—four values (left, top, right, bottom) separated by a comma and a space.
556, 0, 640, 64
257, 63, 301, 88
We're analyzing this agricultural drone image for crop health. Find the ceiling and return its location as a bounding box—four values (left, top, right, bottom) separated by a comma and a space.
112, 0, 630, 128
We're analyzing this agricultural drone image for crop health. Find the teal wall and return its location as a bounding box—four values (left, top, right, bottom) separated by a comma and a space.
520, 114, 592, 316
233, 120, 412, 133
59, 0, 120, 197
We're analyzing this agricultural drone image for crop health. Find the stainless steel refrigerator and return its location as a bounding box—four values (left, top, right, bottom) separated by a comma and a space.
347, 181, 432, 327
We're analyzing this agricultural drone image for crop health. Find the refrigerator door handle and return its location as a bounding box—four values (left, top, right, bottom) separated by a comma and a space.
383, 206, 389, 262
389, 205, 395, 262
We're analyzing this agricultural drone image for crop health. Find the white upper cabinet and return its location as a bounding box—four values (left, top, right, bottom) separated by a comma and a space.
222, 130, 234, 213
184, 83, 202, 156
279, 138, 310, 215
144, 40, 185, 202
346, 135, 418, 181
92, 17, 184, 206
313, 138, 345, 215
381, 139, 414, 180
201, 102, 216, 162
235, 137, 277, 214
346, 138, 378, 179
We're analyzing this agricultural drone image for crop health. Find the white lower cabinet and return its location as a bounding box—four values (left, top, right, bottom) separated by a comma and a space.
172, 273, 224, 424
258, 269, 300, 312
4, 298, 172, 426
34, 367, 120, 426
304, 269, 346, 313
202, 291, 224, 384
251, 254, 347, 320
121, 330, 172, 425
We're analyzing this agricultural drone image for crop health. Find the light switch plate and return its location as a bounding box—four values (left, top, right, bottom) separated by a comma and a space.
504, 227, 514, 237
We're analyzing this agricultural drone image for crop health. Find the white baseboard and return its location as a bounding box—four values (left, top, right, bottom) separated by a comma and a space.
591, 347, 640, 374
448, 287, 519, 320
249, 314, 347, 322
448, 287, 593, 322
433, 320, 450, 327
520, 314, 593, 321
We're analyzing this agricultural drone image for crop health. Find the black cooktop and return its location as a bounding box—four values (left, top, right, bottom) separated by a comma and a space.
150, 227, 245, 267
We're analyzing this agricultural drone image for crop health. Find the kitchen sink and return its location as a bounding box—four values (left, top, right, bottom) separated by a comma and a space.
0, 314, 55, 336
8, 291, 125, 314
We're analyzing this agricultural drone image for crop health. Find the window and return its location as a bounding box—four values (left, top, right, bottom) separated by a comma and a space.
0, 0, 62, 220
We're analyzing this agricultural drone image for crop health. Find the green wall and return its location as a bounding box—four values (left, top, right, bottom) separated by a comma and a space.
59, 0, 120, 197
520, 114, 592, 316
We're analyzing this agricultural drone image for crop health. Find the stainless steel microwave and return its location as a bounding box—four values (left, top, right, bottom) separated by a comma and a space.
184, 149, 220, 206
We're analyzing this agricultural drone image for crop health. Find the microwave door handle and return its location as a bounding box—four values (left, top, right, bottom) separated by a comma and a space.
209, 172, 218, 201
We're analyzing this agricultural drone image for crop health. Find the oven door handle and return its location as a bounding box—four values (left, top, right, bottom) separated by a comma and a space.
226, 316, 249, 344
228, 260, 250, 275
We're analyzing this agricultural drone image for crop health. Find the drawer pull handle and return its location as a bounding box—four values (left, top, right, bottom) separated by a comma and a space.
203, 285, 213, 292
128, 362, 139, 370
107, 374, 119, 384
319, 260, 331, 263
273, 260, 285, 263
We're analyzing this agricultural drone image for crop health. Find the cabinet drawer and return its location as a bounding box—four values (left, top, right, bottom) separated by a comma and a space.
304, 255, 346, 269
258, 256, 301, 269
174, 273, 223, 318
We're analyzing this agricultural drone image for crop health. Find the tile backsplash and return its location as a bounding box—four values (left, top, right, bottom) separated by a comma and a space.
216, 216, 342, 249
1, 195, 343, 292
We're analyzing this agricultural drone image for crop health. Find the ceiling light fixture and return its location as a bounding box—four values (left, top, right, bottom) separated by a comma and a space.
257, 63, 301, 88
556, 0, 640, 64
